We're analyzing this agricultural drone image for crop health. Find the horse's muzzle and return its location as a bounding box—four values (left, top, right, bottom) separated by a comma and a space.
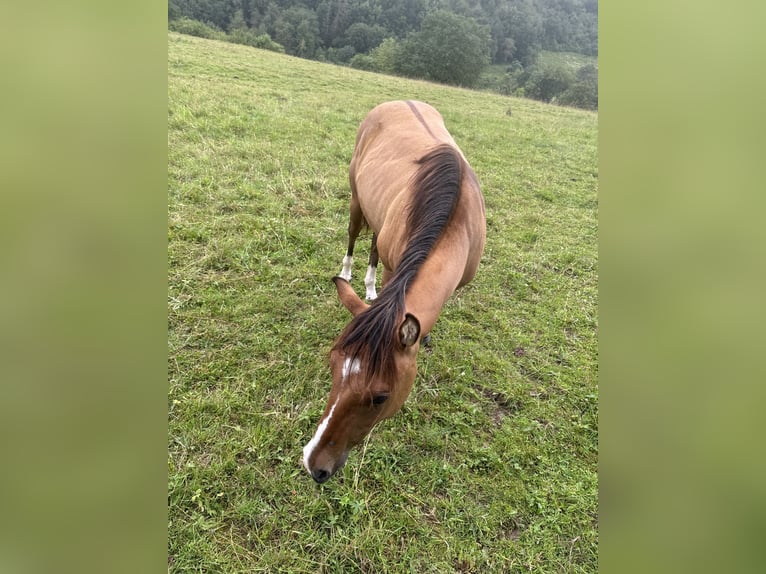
304, 449, 349, 484
310, 468, 331, 484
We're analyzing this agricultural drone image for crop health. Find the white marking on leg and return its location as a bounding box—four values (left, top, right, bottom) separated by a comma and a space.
364, 265, 377, 300
340, 255, 353, 280
342, 357, 361, 381
303, 397, 339, 471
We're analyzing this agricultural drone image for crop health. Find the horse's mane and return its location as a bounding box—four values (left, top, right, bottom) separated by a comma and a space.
333, 143, 463, 385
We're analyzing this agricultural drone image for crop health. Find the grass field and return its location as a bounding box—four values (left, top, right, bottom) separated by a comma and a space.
168, 32, 598, 573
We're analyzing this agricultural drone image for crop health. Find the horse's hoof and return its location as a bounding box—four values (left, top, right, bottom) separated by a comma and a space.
421, 333, 432, 346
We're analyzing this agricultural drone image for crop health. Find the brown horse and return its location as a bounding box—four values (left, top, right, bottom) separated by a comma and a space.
302, 100, 486, 483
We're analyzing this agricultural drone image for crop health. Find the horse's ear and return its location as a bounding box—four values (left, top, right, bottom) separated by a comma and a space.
332, 276, 369, 317
399, 313, 421, 347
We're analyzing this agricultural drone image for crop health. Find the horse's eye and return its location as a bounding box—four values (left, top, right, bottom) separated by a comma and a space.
371, 394, 388, 406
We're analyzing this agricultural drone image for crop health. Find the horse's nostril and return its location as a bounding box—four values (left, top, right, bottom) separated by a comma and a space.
312, 469, 331, 484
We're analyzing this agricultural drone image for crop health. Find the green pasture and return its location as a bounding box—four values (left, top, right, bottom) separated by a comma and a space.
168, 32, 598, 573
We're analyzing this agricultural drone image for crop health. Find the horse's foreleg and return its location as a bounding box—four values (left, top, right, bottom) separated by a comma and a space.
365, 233, 379, 300
340, 197, 364, 280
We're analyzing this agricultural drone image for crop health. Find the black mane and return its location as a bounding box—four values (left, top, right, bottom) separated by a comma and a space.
333, 144, 463, 384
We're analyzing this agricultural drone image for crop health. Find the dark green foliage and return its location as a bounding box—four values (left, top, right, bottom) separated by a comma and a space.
377, 0, 427, 38
477, 54, 597, 110
558, 64, 598, 109
371, 37, 400, 74
474, 65, 523, 97
525, 60, 575, 103
395, 10, 491, 87
274, 7, 321, 59
168, 17, 227, 41
169, 0, 597, 64
349, 53, 377, 71
324, 45, 356, 65
522, 59, 598, 109
316, 0, 354, 46
342, 22, 387, 53
228, 8, 246, 32
171, 0, 238, 31
168, 0, 597, 108
228, 29, 285, 53
539, 0, 598, 56
492, 0, 543, 66
168, 15, 285, 52
168, 0, 182, 21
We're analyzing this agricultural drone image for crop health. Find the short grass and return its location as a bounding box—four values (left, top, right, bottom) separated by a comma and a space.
537, 50, 598, 72
168, 32, 598, 573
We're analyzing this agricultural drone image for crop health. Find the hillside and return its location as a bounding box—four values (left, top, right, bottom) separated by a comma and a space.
168, 32, 598, 573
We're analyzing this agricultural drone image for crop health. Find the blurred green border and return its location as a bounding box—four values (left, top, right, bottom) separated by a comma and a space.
0, 3, 168, 573
601, 2, 766, 573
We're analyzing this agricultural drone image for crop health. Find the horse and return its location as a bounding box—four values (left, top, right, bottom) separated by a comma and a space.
302, 100, 486, 483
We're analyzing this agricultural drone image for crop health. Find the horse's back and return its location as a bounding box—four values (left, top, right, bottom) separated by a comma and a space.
347, 101, 485, 284
350, 101, 461, 230
353, 101, 456, 163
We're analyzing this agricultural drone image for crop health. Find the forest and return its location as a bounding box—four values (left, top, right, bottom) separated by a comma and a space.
169, 0, 597, 109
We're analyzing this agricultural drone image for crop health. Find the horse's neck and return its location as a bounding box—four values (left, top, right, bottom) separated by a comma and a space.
403, 236, 469, 336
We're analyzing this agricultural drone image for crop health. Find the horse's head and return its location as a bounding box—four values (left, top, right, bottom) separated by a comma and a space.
302, 277, 421, 483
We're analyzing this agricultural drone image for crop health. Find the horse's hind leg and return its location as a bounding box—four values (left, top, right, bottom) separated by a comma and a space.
365, 234, 379, 300
340, 196, 364, 280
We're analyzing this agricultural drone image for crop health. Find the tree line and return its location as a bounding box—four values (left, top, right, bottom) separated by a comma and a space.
168, 0, 597, 109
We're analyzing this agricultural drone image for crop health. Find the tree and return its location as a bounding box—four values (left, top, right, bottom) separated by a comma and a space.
524, 60, 574, 102
538, 0, 598, 56
324, 45, 356, 64
395, 10, 491, 87
169, 17, 227, 41
170, 0, 240, 31
274, 7, 322, 59
377, 0, 426, 38
501, 0, 543, 66
316, 0, 353, 47
558, 64, 598, 109
169, 1, 182, 21
342, 22, 386, 53
349, 53, 377, 71
167, 0, 597, 106
371, 38, 400, 74
228, 8, 248, 32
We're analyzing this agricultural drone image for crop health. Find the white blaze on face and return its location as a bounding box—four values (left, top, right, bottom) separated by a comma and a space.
303, 397, 339, 471
342, 357, 361, 381
340, 255, 353, 280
